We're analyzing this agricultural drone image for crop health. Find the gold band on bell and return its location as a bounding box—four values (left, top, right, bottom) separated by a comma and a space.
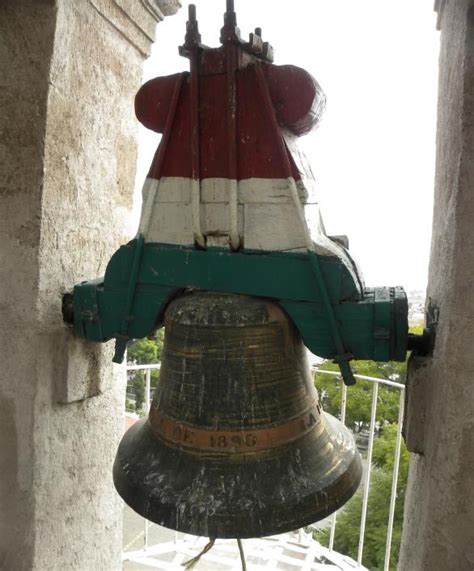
149, 402, 322, 453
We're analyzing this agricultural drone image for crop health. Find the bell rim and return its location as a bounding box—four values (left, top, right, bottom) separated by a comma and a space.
114, 412, 362, 539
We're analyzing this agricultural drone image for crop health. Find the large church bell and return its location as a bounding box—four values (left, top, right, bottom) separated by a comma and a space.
114, 292, 362, 538
63, 0, 413, 541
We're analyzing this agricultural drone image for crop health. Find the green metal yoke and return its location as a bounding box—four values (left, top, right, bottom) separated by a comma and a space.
71, 239, 408, 378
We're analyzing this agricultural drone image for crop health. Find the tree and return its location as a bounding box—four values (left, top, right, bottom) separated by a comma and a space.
313, 327, 423, 568
316, 424, 409, 570
127, 331, 164, 364
314, 324, 423, 433
126, 331, 164, 414
125, 399, 135, 413
315, 360, 403, 433
131, 373, 146, 412
372, 423, 409, 485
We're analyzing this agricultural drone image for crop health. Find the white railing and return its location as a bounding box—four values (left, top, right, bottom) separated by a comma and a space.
316, 369, 405, 571
123, 363, 405, 571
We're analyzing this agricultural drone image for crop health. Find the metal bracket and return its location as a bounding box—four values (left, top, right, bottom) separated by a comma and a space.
308, 252, 356, 386
407, 299, 438, 357
113, 234, 145, 363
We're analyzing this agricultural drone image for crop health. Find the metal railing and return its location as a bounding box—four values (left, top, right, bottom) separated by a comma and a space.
126, 364, 161, 548
123, 363, 405, 571
316, 369, 405, 571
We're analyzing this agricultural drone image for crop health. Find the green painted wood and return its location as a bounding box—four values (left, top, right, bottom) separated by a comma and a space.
104, 241, 361, 303
72, 240, 408, 364
373, 287, 392, 361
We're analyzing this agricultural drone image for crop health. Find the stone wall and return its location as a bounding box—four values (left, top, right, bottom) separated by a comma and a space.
400, 0, 474, 568
0, 1, 180, 569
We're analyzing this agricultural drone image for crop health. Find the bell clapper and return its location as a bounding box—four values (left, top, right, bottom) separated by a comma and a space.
237, 538, 247, 571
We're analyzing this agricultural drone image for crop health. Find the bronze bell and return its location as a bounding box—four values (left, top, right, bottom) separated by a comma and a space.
114, 292, 362, 538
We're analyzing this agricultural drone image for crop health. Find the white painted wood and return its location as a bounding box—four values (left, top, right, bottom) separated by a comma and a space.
191, 178, 205, 248
206, 236, 230, 248
286, 176, 314, 251
146, 177, 192, 203
244, 203, 307, 251
144, 177, 311, 205
199, 203, 244, 236
137, 176, 352, 259
239, 178, 309, 204
146, 202, 193, 245
138, 177, 162, 235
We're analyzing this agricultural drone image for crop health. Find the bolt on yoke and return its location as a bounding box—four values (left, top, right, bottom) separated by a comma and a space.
63, 1, 415, 385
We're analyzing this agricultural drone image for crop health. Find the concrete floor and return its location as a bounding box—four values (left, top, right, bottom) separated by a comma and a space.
123, 506, 178, 570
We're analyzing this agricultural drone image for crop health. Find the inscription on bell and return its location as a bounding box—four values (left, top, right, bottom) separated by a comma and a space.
172, 425, 195, 445
209, 433, 258, 449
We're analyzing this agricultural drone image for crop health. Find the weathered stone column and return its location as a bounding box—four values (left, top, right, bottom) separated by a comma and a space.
399, 0, 474, 569
0, 1, 179, 569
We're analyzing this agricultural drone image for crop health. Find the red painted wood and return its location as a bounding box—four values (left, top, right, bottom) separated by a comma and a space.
264, 65, 326, 137
135, 73, 183, 134
135, 64, 325, 181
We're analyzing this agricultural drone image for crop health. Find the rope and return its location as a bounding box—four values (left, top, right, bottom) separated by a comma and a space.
237, 539, 247, 571
181, 538, 247, 570
183, 538, 215, 569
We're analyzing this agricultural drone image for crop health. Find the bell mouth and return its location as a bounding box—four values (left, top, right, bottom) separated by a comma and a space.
113, 411, 362, 539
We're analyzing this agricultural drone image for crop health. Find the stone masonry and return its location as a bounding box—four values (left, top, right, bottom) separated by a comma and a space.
400, 0, 474, 569
0, 1, 180, 569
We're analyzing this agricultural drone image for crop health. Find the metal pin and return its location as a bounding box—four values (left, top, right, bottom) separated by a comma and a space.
255, 27, 262, 37
189, 4, 196, 21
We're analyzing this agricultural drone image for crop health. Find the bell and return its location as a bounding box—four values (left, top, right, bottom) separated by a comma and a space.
114, 292, 362, 538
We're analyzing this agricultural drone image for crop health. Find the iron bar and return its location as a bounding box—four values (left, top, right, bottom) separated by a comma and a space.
328, 381, 347, 551
383, 387, 405, 571
357, 382, 379, 566
226, 41, 240, 250
144, 368, 152, 550
316, 369, 404, 389
188, 8, 206, 250
127, 364, 162, 371
253, 63, 355, 386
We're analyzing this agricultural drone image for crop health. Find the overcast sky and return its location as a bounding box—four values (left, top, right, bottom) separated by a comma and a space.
132, 0, 440, 293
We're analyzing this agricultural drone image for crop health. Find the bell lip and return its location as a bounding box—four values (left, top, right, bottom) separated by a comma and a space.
114, 413, 362, 539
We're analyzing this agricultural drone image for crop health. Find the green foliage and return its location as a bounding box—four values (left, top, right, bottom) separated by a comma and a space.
127, 330, 164, 365
373, 423, 410, 484
125, 399, 135, 412
126, 331, 164, 413
408, 323, 424, 336
315, 359, 404, 432
132, 373, 146, 412
315, 322, 422, 432
316, 419, 409, 570
314, 327, 423, 569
